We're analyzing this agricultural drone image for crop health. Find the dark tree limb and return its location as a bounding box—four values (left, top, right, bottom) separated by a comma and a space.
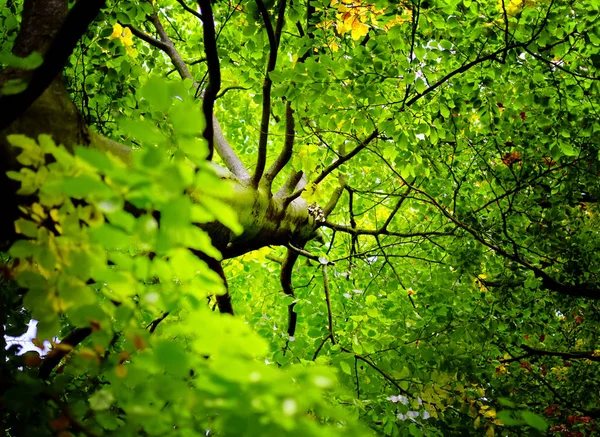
199, 254, 234, 315
339, 346, 410, 395
323, 222, 454, 239
520, 344, 600, 362
251, 0, 288, 187
197, 0, 221, 160
0, 0, 106, 131
281, 248, 299, 337
216, 85, 251, 99
147, 312, 170, 333
322, 264, 335, 343
38, 327, 92, 380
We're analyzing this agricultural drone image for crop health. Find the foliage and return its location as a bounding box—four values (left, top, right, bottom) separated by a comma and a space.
2, 0, 600, 436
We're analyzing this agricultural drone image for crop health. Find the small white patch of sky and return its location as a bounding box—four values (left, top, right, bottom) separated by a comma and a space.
4, 319, 51, 356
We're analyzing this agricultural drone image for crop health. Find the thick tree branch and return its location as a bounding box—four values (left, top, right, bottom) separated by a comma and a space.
197, 0, 221, 160
251, 0, 288, 187
0, 0, 106, 131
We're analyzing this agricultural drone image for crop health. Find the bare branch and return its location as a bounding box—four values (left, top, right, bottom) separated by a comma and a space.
129, 15, 248, 179
513, 344, 600, 362
147, 312, 170, 333
216, 85, 251, 99
381, 185, 411, 231
147, 13, 194, 81
287, 243, 324, 263
339, 345, 410, 395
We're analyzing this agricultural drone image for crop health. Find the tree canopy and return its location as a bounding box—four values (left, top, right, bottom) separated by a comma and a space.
1, 0, 600, 436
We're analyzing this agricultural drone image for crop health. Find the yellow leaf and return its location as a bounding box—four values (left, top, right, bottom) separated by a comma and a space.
351, 20, 369, 40
484, 409, 496, 418
486, 425, 495, 437
110, 23, 123, 40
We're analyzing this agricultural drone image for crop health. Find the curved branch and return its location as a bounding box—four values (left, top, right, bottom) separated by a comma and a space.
281, 248, 299, 337
199, 253, 234, 315
216, 85, 251, 99
0, 0, 106, 131
175, 0, 203, 21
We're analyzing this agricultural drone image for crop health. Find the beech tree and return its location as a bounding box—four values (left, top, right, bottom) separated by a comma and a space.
1, 0, 600, 436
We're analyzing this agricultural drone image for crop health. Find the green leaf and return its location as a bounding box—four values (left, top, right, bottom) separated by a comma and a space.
154, 340, 189, 377
520, 410, 548, 431
89, 389, 115, 411
0, 50, 43, 69
141, 76, 172, 113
